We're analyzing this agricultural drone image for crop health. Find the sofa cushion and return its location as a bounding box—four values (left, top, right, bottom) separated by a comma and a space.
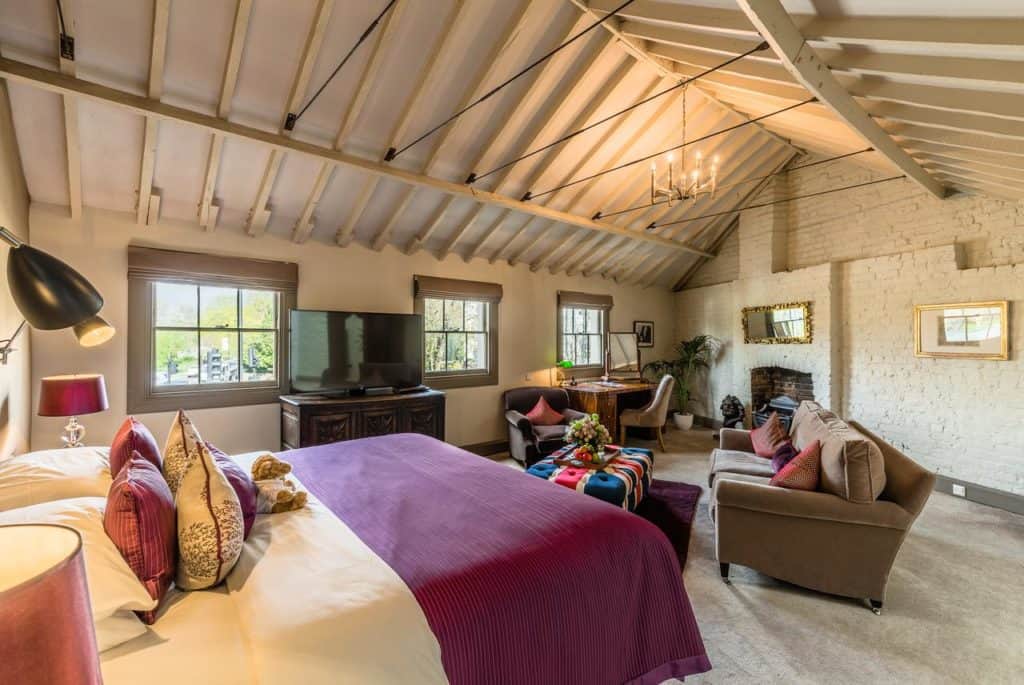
791, 401, 886, 503
534, 424, 568, 442
770, 441, 799, 474
750, 412, 787, 458
708, 448, 775, 487
770, 440, 821, 491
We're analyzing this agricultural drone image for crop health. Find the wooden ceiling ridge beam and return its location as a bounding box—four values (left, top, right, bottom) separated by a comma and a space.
470, 53, 639, 263
0, 55, 713, 257
736, 0, 946, 200
336, 0, 471, 248
365, 0, 537, 252
245, 0, 335, 237
199, 0, 254, 231
570, 0, 798, 154
56, 0, 81, 220
648, 43, 796, 88
292, 0, 408, 244
136, 0, 170, 226
407, 11, 608, 257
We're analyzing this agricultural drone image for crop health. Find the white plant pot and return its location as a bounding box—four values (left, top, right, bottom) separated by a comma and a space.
673, 413, 695, 431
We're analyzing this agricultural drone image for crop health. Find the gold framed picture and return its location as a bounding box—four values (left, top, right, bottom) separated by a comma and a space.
914, 301, 1009, 360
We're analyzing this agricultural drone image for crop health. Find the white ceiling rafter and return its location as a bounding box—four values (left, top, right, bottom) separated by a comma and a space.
136, 0, 170, 226
56, 0, 80, 220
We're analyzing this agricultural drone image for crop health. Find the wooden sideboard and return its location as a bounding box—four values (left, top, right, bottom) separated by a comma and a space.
279, 390, 446, 450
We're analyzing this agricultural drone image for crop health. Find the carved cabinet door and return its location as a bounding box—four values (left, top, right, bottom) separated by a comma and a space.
310, 412, 355, 445
405, 401, 443, 439
361, 408, 400, 437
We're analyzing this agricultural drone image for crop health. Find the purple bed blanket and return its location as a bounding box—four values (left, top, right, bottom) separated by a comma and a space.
286, 433, 711, 685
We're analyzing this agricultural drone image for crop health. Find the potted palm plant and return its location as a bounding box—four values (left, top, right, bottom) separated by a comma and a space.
642, 335, 713, 430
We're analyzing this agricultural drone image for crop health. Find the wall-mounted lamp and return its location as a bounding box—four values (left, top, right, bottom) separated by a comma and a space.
0, 226, 114, 364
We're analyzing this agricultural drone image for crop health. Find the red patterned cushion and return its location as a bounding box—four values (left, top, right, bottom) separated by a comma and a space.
206, 441, 257, 540
104, 450, 177, 624
525, 396, 564, 426
750, 412, 787, 458
110, 416, 161, 478
770, 440, 821, 491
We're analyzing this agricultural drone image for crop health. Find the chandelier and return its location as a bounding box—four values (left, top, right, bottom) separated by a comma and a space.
650, 85, 718, 207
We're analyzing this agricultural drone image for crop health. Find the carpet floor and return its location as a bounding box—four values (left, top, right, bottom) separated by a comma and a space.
500, 428, 1024, 684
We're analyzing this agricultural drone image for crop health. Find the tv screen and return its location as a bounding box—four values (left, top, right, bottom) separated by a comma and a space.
289, 309, 423, 393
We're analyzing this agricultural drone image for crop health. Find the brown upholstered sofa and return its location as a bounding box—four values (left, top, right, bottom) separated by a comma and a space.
504, 387, 588, 467
709, 401, 935, 614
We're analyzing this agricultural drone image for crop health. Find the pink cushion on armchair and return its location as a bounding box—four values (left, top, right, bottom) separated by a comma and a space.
525, 396, 564, 426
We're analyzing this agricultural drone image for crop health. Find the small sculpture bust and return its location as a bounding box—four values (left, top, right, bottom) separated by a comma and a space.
720, 395, 745, 429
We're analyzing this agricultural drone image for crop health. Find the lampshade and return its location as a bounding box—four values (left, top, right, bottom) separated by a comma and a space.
7, 242, 103, 330
73, 314, 116, 347
38, 374, 109, 417
0, 524, 102, 685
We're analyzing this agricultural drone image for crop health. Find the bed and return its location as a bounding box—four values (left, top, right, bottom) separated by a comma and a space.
101, 433, 711, 684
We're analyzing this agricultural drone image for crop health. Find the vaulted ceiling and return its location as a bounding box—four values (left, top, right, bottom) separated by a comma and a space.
0, 0, 1021, 289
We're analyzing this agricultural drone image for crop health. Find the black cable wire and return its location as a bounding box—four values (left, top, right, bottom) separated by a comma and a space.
385, 0, 638, 163
284, 0, 398, 131
466, 40, 772, 185
527, 97, 815, 202
56, 0, 67, 34
593, 148, 872, 220
649, 175, 904, 231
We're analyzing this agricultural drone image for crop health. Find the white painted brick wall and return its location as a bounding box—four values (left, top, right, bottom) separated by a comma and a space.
678, 158, 1024, 495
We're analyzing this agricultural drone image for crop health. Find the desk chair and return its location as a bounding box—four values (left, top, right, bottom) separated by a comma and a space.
618, 374, 675, 451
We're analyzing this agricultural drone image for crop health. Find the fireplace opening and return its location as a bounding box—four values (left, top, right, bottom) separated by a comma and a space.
750, 367, 814, 431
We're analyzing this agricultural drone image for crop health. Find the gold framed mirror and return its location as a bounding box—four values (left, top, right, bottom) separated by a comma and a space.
742, 302, 812, 344
914, 301, 1008, 360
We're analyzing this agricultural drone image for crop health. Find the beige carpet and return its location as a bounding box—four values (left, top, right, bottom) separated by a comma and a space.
501, 428, 1024, 684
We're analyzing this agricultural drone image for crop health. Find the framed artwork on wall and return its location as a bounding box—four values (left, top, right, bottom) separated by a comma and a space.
914, 301, 1008, 360
633, 320, 654, 348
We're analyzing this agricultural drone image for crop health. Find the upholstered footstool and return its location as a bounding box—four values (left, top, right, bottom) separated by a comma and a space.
526, 446, 653, 511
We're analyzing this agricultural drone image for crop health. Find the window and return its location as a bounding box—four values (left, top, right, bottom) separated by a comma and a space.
128, 247, 297, 413
557, 291, 613, 374
414, 276, 501, 389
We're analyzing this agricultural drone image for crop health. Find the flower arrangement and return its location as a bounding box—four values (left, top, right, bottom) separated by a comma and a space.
564, 413, 612, 463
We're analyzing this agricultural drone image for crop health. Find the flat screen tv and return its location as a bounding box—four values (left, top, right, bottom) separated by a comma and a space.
289, 309, 423, 394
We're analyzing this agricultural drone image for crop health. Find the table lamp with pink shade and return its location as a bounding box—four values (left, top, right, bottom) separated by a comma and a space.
0, 524, 103, 684
38, 374, 109, 447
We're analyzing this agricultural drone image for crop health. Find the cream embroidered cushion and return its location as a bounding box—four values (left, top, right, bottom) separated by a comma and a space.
175, 443, 244, 590
162, 410, 204, 497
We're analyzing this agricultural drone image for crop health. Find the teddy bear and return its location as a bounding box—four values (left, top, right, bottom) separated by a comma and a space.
250, 454, 308, 514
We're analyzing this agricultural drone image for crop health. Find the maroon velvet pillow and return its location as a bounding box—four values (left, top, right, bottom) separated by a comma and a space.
110, 417, 161, 478
104, 451, 177, 624
206, 441, 257, 539
525, 396, 564, 426
770, 441, 799, 474
750, 412, 787, 458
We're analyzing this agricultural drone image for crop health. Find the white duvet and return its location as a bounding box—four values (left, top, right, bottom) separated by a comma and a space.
101, 452, 448, 684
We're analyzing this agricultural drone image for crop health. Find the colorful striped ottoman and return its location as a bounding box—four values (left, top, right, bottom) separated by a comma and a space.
526, 445, 653, 511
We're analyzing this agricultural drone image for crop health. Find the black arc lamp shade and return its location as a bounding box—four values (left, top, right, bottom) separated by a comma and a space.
7, 243, 103, 330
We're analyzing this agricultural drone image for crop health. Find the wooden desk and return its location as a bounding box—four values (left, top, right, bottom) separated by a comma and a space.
564, 381, 655, 439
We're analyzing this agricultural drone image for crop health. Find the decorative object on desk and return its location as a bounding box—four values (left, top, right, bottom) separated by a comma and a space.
742, 301, 812, 344
564, 412, 611, 462
633, 320, 654, 348
642, 335, 712, 430
0, 523, 102, 685
556, 358, 576, 386
914, 301, 1008, 360
720, 395, 745, 429
38, 374, 109, 447
0, 226, 115, 365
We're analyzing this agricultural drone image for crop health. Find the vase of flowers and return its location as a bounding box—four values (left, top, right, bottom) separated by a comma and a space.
564, 413, 612, 464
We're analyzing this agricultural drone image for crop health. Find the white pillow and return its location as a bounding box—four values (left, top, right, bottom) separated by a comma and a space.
0, 496, 156, 651
0, 447, 112, 511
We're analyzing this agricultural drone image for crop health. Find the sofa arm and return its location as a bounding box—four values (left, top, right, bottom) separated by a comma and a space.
714, 480, 912, 530
505, 410, 536, 441
562, 408, 588, 423
720, 428, 754, 452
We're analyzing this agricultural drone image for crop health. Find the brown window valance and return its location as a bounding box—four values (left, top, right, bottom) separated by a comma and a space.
127, 246, 298, 291
557, 290, 613, 309
414, 275, 503, 303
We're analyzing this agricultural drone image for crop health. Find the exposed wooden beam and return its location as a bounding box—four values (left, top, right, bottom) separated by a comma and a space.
736, 0, 946, 199
0, 55, 714, 256
245, 0, 335, 237
922, 161, 1024, 190
136, 0, 170, 225
366, 0, 536, 252
889, 126, 1024, 158
293, 0, 407, 243
647, 43, 796, 88
866, 102, 1024, 142
849, 78, 1024, 123
57, 0, 80, 219
908, 149, 1024, 176
199, 0, 253, 230
336, 0, 470, 248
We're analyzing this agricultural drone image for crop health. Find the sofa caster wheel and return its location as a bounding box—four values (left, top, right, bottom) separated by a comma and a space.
869, 599, 883, 616
719, 563, 731, 584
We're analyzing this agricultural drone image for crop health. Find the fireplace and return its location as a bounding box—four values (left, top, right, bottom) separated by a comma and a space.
750, 366, 814, 431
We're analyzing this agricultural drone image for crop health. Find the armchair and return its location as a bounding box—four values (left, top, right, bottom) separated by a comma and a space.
503, 387, 587, 467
